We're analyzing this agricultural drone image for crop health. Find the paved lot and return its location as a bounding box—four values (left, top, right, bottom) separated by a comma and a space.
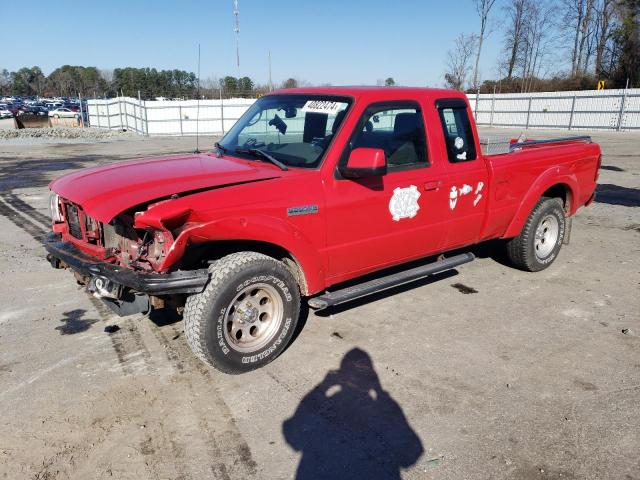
0, 128, 638, 479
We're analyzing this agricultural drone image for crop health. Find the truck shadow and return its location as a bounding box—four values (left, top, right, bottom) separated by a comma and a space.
283, 347, 424, 479
595, 184, 640, 207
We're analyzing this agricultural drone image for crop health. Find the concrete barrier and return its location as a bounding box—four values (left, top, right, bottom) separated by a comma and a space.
15, 115, 50, 129
50, 116, 83, 128
0, 118, 17, 130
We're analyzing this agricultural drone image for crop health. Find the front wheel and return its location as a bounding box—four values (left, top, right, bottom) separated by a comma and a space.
506, 197, 566, 272
184, 252, 301, 374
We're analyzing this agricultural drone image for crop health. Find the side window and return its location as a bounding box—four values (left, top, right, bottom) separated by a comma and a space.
438, 107, 476, 162
349, 105, 428, 169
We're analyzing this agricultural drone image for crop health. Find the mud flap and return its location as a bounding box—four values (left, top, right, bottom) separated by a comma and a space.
563, 216, 572, 245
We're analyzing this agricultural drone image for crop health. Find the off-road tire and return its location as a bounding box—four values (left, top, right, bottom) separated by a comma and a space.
506, 197, 566, 272
184, 252, 301, 374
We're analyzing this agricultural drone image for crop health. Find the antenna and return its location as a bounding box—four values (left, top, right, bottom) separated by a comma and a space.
233, 0, 240, 67
194, 43, 201, 154
268, 51, 273, 91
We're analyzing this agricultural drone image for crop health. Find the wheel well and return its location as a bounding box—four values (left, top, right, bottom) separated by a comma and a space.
542, 184, 572, 214
182, 240, 309, 295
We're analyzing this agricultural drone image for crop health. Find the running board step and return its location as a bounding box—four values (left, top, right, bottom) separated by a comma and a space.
308, 252, 475, 310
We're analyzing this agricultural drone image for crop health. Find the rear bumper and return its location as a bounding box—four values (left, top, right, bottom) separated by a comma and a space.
44, 233, 209, 295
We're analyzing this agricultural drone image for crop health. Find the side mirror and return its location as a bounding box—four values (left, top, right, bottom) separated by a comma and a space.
340, 148, 387, 178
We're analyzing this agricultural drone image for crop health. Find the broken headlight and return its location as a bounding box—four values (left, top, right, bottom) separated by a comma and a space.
49, 192, 64, 223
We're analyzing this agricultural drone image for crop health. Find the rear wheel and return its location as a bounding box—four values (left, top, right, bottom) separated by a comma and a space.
184, 252, 300, 374
506, 197, 566, 271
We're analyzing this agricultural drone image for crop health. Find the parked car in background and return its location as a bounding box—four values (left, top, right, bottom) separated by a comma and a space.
24, 106, 49, 116
49, 108, 79, 119
0, 108, 13, 119
5, 104, 23, 116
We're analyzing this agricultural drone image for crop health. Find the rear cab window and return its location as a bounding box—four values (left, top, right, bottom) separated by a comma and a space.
436, 99, 477, 163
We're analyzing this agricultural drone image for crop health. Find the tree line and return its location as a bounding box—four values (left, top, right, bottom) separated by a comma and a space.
444, 0, 639, 93
0, 65, 304, 99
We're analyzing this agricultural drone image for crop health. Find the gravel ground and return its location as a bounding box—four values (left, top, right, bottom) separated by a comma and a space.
0, 129, 638, 480
0, 127, 140, 144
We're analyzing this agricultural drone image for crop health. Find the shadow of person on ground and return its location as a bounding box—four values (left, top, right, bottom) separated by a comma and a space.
283, 348, 423, 479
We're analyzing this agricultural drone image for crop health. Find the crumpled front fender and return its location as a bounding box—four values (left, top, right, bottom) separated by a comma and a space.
156, 214, 326, 295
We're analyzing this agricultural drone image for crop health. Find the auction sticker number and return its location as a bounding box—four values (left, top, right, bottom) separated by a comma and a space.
301, 101, 344, 115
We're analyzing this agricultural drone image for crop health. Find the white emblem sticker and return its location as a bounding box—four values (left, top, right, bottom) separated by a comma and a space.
389, 185, 421, 221
454, 137, 465, 149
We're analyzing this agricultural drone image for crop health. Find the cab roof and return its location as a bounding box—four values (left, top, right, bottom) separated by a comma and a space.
269, 86, 469, 103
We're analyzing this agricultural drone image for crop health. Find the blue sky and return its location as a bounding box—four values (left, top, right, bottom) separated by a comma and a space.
1, 0, 505, 87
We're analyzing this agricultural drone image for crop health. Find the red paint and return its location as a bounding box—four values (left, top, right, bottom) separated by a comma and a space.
49, 87, 601, 295
346, 148, 386, 169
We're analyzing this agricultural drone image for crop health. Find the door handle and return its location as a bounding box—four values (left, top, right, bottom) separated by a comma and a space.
424, 180, 442, 191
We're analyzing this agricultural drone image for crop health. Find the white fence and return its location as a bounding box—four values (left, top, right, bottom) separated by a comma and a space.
87, 97, 255, 136
87, 88, 640, 136
467, 88, 640, 131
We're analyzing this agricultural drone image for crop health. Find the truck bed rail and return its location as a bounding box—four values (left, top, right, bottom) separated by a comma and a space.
509, 135, 592, 152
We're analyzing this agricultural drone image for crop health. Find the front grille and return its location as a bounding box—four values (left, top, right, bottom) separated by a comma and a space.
66, 204, 83, 239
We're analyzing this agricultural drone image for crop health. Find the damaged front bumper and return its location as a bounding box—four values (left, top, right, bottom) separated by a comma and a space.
44, 233, 209, 315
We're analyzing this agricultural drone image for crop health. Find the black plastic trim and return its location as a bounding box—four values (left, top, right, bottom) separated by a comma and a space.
308, 252, 475, 309
435, 98, 468, 109
44, 233, 209, 295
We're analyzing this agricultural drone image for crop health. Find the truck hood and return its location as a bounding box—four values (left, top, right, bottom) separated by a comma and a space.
50, 153, 280, 222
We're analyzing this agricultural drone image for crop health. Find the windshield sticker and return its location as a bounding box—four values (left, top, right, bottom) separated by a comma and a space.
454, 137, 465, 149
301, 100, 344, 115
389, 185, 421, 221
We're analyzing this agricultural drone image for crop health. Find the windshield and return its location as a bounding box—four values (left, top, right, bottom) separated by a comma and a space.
218, 94, 352, 169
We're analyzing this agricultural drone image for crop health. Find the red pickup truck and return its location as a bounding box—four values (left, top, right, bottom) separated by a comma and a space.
45, 87, 601, 373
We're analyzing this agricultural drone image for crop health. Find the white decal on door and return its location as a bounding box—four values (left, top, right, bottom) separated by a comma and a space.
389, 185, 421, 221
449, 186, 458, 210
474, 181, 484, 206
450, 181, 485, 210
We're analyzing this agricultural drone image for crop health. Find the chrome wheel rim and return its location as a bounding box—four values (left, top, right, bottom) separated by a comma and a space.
223, 283, 283, 353
535, 214, 559, 259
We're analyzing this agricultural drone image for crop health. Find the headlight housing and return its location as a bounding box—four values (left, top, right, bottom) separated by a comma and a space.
49, 192, 64, 223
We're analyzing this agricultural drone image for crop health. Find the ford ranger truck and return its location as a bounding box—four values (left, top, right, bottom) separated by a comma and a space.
45, 87, 601, 374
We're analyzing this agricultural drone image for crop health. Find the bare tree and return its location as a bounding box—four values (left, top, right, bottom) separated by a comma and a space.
444, 34, 478, 90
502, 0, 529, 80
577, 0, 596, 73
99, 68, 114, 84
471, 0, 498, 90
594, 0, 616, 76
520, 1, 556, 91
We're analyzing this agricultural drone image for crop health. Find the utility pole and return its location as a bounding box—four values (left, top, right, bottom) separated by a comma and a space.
233, 0, 240, 68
